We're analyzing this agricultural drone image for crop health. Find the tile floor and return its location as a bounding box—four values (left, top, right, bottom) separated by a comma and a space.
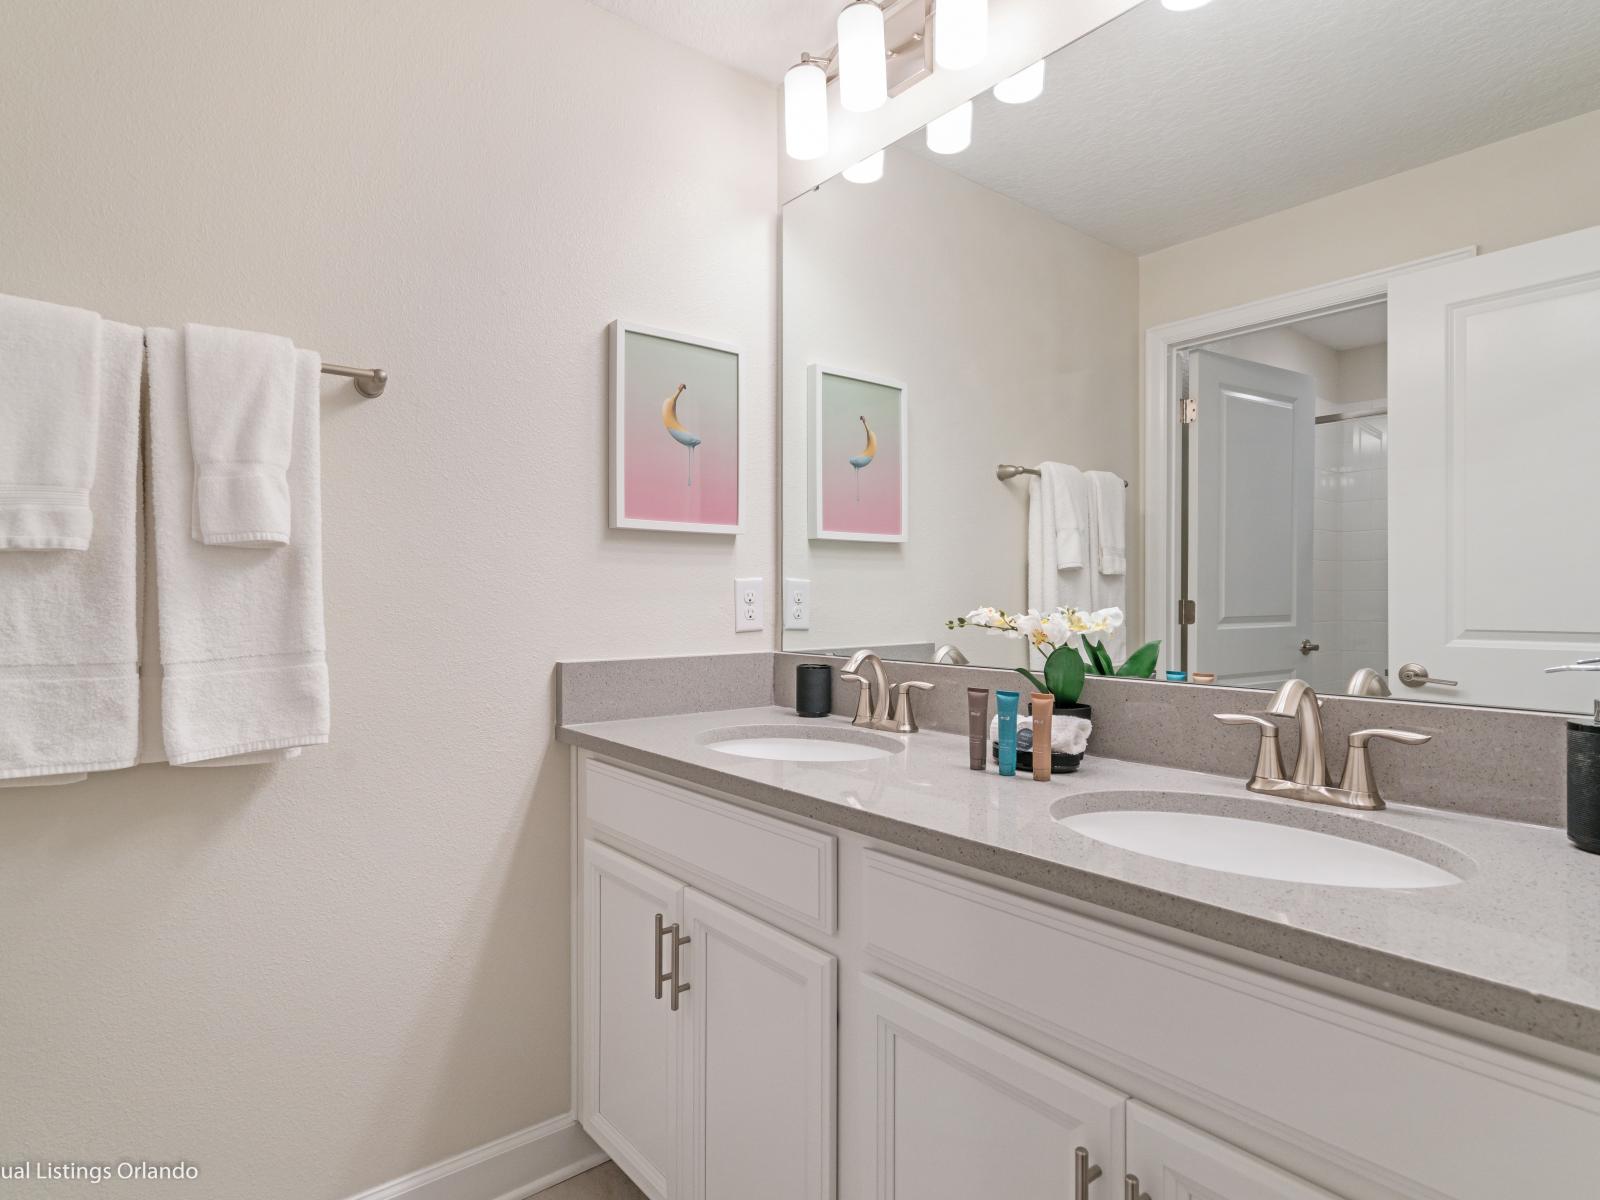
540, 1161, 646, 1199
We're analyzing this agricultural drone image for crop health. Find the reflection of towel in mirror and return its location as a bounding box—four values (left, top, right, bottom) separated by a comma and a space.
990, 714, 1092, 755
1027, 463, 1125, 661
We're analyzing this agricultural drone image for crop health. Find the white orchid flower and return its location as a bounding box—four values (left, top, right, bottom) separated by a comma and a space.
1088, 606, 1124, 631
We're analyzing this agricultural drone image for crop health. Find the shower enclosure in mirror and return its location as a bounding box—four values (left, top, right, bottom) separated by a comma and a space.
780, 0, 1600, 716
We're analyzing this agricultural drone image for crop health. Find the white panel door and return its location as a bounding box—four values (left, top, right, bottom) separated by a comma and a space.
1126, 1103, 1337, 1200
582, 841, 684, 1200
680, 890, 836, 1200
859, 975, 1125, 1200
1388, 224, 1600, 712
1191, 350, 1317, 687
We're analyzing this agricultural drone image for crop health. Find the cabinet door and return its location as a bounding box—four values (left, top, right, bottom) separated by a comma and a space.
1126, 1102, 1338, 1200
680, 889, 836, 1200
859, 975, 1125, 1200
582, 840, 684, 1200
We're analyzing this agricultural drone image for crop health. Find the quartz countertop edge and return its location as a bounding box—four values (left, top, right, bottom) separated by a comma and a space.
558, 706, 1600, 1060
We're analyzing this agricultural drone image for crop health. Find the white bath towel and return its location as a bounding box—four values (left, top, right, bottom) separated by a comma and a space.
0, 294, 104, 550
183, 322, 296, 547
148, 327, 329, 764
1027, 463, 1092, 618
0, 321, 142, 780
1087, 470, 1126, 577
1041, 462, 1089, 569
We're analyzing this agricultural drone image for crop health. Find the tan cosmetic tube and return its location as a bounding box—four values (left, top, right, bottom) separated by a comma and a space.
1030, 692, 1053, 781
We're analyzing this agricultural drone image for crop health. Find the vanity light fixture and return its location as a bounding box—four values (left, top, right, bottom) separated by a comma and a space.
926, 101, 973, 154
1161, 0, 1214, 10
837, 2, 889, 113
934, 0, 988, 70
784, 56, 830, 160
992, 59, 1045, 104
843, 150, 885, 183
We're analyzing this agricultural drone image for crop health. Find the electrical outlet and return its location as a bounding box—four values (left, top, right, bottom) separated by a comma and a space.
734, 577, 764, 632
784, 577, 811, 630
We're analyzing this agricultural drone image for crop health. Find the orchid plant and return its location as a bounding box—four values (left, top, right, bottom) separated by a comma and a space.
945, 605, 1159, 705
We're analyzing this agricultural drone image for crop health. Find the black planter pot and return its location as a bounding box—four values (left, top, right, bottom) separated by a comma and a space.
997, 702, 1092, 775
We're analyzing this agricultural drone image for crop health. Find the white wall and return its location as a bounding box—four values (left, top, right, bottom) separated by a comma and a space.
0, 3, 775, 1198
782, 147, 1139, 663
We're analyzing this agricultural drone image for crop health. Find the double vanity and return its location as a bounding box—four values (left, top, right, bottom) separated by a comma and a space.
560, 654, 1600, 1200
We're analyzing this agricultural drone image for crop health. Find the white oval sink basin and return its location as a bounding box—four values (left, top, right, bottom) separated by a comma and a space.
701, 725, 902, 763
1060, 809, 1461, 889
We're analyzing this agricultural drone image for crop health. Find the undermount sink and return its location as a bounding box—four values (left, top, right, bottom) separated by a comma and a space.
1056, 799, 1466, 889
700, 724, 903, 763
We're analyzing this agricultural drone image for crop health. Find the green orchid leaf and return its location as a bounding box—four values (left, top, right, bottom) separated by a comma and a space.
1086, 639, 1115, 675
1014, 667, 1047, 693
1043, 645, 1086, 704
1116, 640, 1161, 678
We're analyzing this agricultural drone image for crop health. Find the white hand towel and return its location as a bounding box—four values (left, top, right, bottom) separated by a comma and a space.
0, 294, 104, 550
0, 321, 142, 780
1040, 463, 1089, 569
1087, 470, 1126, 577
148, 328, 329, 764
183, 322, 296, 547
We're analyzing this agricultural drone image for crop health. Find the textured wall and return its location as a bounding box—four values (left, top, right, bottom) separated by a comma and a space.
0, 2, 775, 1197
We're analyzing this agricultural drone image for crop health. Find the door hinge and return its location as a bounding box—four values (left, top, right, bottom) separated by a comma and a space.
1179, 598, 1196, 625
1180, 394, 1197, 424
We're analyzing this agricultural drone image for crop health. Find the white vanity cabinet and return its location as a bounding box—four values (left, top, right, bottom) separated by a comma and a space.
574, 752, 1600, 1200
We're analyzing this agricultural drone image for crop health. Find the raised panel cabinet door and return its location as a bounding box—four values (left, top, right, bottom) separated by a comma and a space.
1125, 1102, 1337, 1200
582, 840, 685, 1200
680, 889, 837, 1200
860, 975, 1125, 1200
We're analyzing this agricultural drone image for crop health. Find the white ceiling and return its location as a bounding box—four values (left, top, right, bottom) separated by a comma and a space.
903, 0, 1600, 254
1291, 305, 1388, 352
590, 0, 838, 83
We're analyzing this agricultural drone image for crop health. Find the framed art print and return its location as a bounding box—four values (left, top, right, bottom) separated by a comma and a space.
808, 364, 908, 542
610, 321, 742, 533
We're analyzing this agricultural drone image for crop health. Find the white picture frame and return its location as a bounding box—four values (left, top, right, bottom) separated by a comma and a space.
807, 363, 909, 543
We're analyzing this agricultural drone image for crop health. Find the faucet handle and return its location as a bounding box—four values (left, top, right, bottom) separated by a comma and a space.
840, 671, 874, 726
1214, 713, 1287, 787
1339, 728, 1432, 809
893, 681, 935, 733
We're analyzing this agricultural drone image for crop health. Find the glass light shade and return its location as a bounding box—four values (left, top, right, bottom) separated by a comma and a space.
837, 2, 888, 113
1161, 0, 1213, 9
843, 150, 885, 184
934, 0, 988, 70
925, 101, 973, 154
784, 61, 829, 160
992, 59, 1045, 104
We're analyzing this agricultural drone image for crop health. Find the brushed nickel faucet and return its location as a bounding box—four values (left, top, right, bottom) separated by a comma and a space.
841, 650, 933, 733
1215, 678, 1431, 810
1346, 667, 1391, 697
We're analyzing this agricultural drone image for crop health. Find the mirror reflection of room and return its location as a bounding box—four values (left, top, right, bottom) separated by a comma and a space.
781, 0, 1600, 716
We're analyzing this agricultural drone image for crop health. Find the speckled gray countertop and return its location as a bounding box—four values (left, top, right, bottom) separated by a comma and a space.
559, 705, 1600, 1058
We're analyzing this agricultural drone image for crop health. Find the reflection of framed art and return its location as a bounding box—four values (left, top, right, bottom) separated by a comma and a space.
610, 321, 742, 533
808, 364, 908, 542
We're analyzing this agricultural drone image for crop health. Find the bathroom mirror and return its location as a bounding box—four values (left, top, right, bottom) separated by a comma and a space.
780, 0, 1600, 716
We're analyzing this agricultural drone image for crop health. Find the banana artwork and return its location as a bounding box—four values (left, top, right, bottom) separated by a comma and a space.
661, 383, 702, 486
848, 414, 877, 500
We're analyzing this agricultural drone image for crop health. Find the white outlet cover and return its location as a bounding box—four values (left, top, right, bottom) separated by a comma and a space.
735, 577, 764, 633
784, 577, 811, 630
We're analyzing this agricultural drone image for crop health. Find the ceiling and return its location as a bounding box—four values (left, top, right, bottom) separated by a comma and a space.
885, 0, 1600, 254
590, 0, 838, 84
1291, 305, 1388, 353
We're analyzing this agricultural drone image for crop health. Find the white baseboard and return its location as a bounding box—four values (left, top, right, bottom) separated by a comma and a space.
347, 1112, 607, 1200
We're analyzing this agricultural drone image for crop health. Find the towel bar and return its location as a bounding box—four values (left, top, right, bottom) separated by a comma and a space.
997, 464, 1127, 486
320, 362, 387, 398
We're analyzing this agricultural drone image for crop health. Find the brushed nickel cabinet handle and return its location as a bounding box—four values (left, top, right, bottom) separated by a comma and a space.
669, 926, 691, 1012
654, 913, 673, 1001
1075, 1147, 1102, 1200
1124, 1175, 1150, 1200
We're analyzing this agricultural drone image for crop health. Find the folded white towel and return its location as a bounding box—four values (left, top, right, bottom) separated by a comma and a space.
1087, 470, 1126, 577
148, 328, 329, 764
989, 713, 1093, 755
0, 322, 142, 780
1040, 463, 1089, 569
183, 322, 297, 547
0, 294, 104, 550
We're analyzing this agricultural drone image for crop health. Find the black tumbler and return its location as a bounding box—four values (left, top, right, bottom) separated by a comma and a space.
796, 664, 833, 718
1568, 720, 1600, 854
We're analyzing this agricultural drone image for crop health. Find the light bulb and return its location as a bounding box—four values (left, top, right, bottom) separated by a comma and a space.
1161, 0, 1213, 10
925, 101, 973, 154
935, 0, 988, 71
843, 150, 884, 184
837, 2, 888, 114
992, 60, 1045, 104
784, 60, 828, 161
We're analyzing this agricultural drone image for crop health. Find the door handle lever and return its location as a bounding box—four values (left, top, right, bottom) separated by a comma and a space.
1398, 662, 1457, 688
